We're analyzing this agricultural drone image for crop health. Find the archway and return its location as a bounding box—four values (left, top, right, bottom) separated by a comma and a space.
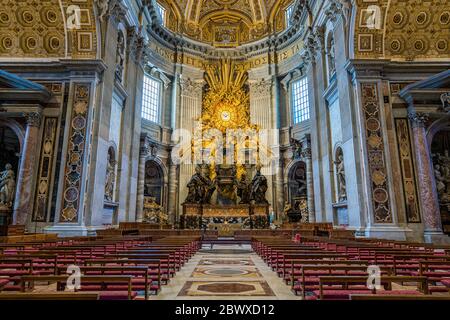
0, 124, 21, 235
144, 160, 164, 206
430, 129, 450, 235
286, 161, 308, 222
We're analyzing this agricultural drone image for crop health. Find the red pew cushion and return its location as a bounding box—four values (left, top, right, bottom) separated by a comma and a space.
99, 291, 138, 300
312, 289, 372, 300
442, 279, 450, 288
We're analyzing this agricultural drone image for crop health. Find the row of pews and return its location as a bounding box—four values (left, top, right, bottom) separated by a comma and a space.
0, 235, 200, 300
252, 236, 450, 300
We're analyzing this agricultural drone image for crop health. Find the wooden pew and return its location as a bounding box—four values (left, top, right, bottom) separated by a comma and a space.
20, 275, 136, 300
0, 292, 100, 300
56, 265, 152, 299
317, 276, 429, 300
350, 294, 450, 300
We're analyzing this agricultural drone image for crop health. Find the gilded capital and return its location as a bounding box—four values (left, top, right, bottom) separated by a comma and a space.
24, 112, 42, 128
408, 112, 429, 128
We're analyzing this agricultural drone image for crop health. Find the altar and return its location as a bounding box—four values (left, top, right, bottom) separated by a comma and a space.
181, 203, 270, 233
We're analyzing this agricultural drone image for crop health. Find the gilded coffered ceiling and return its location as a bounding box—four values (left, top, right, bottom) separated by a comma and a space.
157, 0, 296, 47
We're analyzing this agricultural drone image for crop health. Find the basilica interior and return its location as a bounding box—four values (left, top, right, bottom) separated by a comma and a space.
0, 0, 450, 301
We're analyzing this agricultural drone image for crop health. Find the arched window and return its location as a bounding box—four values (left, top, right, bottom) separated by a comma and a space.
292, 77, 310, 124
142, 74, 162, 123
156, 2, 166, 26
285, 3, 295, 28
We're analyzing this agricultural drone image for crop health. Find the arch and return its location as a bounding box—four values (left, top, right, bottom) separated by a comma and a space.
287, 160, 307, 201
198, 10, 254, 28
0, 119, 25, 153
160, 0, 183, 22
144, 155, 169, 184
144, 159, 166, 206
268, 0, 294, 28
427, 116, 450, 147
428, 122, 450, 235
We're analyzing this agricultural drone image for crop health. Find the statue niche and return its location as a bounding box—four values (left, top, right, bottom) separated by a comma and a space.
431, 130, 450, 235
115, 30, 126, 83
287, 161, 308, 223
104, 147, 116, 202
0, 163, 16, 209
334, 148, 347, 202
144, 160, 164, 206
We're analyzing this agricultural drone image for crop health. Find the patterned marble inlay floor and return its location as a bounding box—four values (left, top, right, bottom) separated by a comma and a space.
148, 245, 302, 300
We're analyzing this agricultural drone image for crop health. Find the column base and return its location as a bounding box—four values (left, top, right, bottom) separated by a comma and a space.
360, 226, 413, 241
423, 231, 450, 244
44, 224, 101, 237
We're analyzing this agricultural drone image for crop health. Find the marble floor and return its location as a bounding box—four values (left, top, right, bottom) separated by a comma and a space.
149, 244, 302, 300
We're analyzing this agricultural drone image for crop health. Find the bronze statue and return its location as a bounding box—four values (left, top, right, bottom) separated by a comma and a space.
250, 165, 268, 204
0, 164, 16, 208
185, 166, 206, 204
237, 172, 251, 204
202, 167, 216, 204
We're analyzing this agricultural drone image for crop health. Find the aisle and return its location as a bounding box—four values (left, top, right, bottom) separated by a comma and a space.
149, 244, 301, 300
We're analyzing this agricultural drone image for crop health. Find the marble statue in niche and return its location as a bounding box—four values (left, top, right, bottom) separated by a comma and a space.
291, 138, 302, 159
250, 165, 268, 204
0, 163, 15, 209
104, 149, 116, 202
433, 151, 450, 203
295, 170, 307, 196
334, 150, 347, 202
115, 30, 125, 82
96, 0, 110, 22
327, 36, 336, 77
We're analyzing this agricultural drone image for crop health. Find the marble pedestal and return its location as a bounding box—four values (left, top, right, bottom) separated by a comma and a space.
44, 224, 99, 237
423, 231, 450, 244
362, 226, 413, 241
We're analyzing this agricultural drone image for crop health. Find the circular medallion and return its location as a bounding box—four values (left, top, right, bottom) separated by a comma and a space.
390, 39, 402, 52
2, 36, 13, 50
436, 39, 448, 52
72, 115, 86, 130
416, 12, 427, 25
367, 118, 381, 131
64, 187, 79, 202
0, 12, 10, 24
440, 12, 450, 25
392, 12, 403, 25
373, 188, 388, 203
413, 39, 425, 52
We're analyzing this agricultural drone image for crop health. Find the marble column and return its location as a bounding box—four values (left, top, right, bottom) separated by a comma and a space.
13, 112, 41, 225
302, 134, 316, 223
408, 111, 443, 234
136, 140, 149, 222
167, 161, 179, 225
